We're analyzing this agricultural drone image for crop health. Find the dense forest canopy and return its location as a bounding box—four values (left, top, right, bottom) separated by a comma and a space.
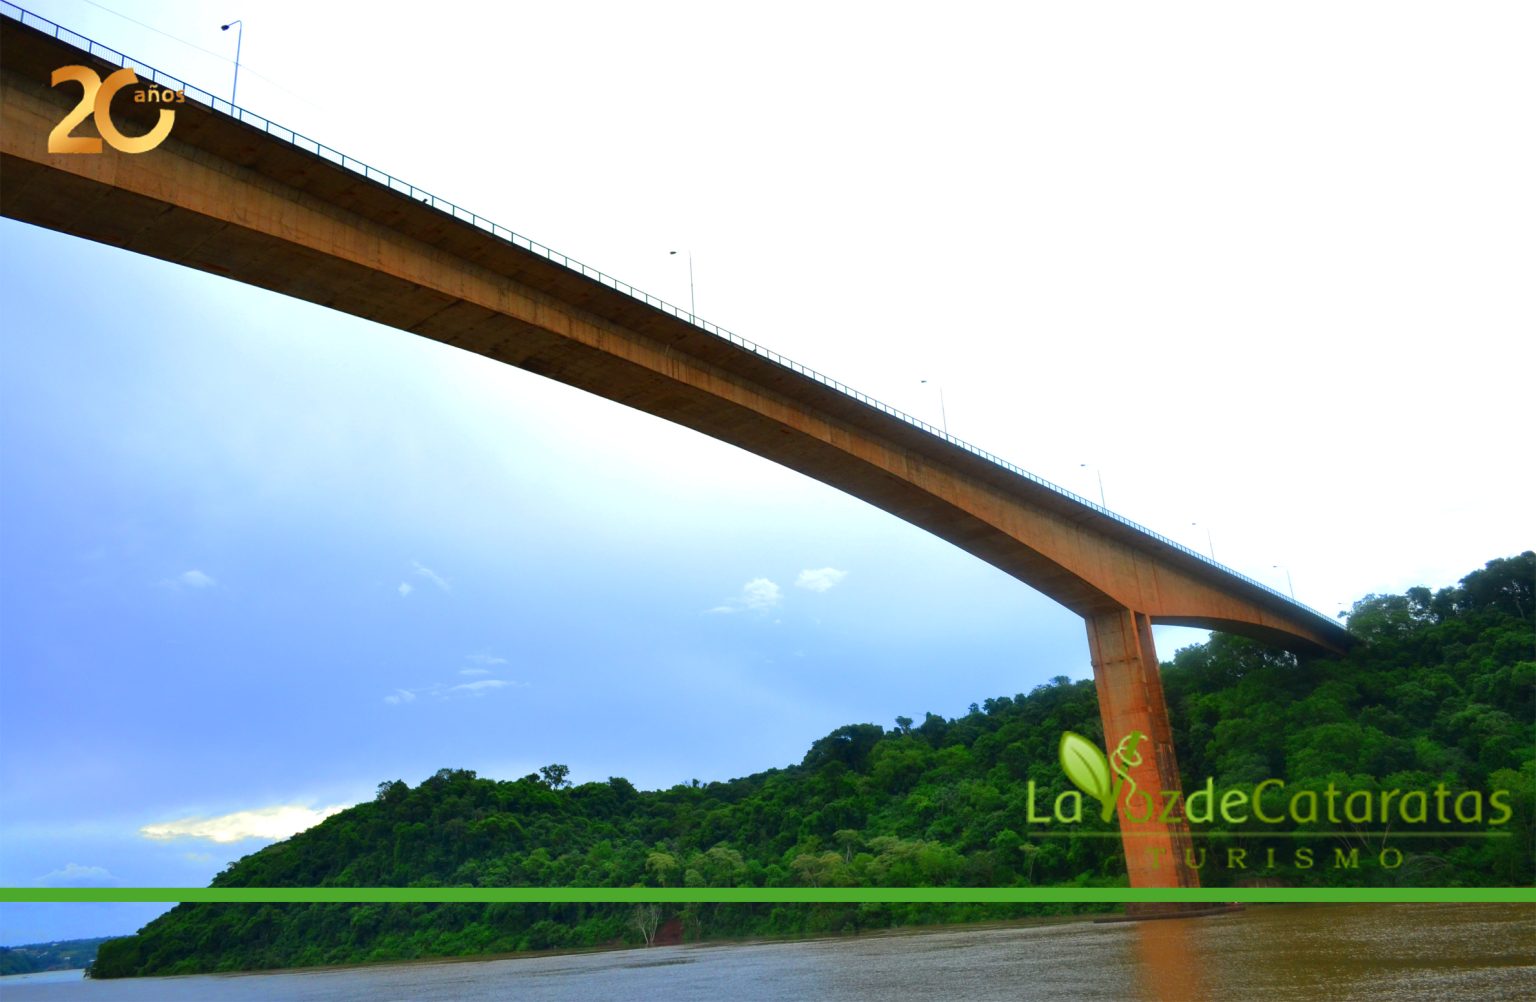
90, 553, 1534, 977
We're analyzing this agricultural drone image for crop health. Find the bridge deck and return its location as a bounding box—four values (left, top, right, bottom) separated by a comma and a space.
0, 8, 1351, 658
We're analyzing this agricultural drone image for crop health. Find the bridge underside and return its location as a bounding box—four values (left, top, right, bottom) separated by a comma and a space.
1, 14, 1351, 891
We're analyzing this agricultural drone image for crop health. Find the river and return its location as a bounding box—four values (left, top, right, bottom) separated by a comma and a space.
2, 903, 1531, 1000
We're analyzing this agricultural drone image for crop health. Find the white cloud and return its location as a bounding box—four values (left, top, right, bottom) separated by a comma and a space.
743, 578, 782, 609
449, 679, 514, 695
467, 654, 507, 665
411, 561, 451, 591
141, 804, 350, 844
707, 577, 783, 614
397, 582, 413, 597
384, 676, 525, 703
795, 567, 848, 593
159, 569, 216, 589
36, 863, 120, 887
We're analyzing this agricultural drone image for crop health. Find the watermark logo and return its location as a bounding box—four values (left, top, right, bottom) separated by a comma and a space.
1060, 729, 1145, 822
48, 66, 180, 154
1040, 729, 1517, 874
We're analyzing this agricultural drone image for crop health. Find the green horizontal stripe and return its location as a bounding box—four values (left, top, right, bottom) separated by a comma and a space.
3, 888, 1532, 904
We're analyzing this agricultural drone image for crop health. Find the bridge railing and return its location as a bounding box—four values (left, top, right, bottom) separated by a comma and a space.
2, 2, 1336, 629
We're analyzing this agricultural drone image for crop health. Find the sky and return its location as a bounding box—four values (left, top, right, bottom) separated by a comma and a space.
1, 1, 1532, 944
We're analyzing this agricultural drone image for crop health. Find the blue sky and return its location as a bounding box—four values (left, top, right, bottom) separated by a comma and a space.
2, 1, 1532, 943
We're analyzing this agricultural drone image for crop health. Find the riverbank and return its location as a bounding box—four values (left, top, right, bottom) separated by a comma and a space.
94, 905, 1120, 981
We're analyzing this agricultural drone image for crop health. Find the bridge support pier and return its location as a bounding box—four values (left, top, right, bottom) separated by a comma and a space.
1085, 608, 1201, 891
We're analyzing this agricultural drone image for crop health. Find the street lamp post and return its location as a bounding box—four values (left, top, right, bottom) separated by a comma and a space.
920, 380, 949, 436
668, 250, 695, 317
1079, 464, 1107, 507
220, 20, 243, 106
1272, 564, 1296, 600
1191, 522, 1216, 560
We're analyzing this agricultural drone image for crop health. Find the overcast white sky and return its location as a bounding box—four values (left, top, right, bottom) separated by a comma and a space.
1, 1, 1531, 943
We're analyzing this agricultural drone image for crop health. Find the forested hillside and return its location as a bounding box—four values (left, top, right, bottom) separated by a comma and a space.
0, 937, 112, 976
91, 553, 1534, 977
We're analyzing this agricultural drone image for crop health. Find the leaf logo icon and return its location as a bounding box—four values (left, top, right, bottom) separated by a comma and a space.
1059, 731, 1116, 821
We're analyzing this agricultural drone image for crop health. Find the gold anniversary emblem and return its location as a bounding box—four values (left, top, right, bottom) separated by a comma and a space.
48, 65, 179, 154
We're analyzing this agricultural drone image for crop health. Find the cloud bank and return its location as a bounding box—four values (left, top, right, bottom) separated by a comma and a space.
141, 804, 350, 844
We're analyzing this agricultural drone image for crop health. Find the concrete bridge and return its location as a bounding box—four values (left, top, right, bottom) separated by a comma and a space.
0, 8, 1352, 891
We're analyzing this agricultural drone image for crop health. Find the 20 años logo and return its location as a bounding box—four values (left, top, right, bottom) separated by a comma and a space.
48, 66, 180, 154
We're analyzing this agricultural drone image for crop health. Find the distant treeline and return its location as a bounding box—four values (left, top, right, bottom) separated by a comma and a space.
90, 553, 1534, 977
0, 937, 113, 976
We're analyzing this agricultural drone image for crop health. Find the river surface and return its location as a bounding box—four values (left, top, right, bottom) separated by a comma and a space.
2, 903, 1531, 1001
